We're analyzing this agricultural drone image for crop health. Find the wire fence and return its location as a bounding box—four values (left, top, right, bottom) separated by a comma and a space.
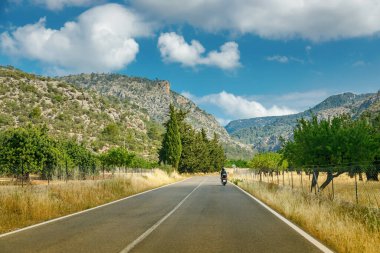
231, 168, 380, 209
0, 167, 156, 186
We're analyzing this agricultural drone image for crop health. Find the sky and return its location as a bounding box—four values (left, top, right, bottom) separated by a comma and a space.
1, 0, 380, 126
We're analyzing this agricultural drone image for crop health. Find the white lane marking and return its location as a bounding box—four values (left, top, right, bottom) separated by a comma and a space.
120, 178, 206, 253
0, 177, 191, 238
231, 182, 334, 253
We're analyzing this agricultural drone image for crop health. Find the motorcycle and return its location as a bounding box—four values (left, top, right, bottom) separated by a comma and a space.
221, 174, 227, 186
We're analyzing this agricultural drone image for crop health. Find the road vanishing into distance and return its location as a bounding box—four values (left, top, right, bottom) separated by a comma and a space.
0, 176, 327, 253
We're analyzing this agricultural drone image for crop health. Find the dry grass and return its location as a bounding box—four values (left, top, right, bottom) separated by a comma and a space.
230, 170, 380, 208
0, 169, 183, 234
231, 174, 380, 253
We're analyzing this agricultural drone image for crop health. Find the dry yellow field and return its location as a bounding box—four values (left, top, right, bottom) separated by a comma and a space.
231, 170, 380, 253
0, 170, 183, 234
231, 169, 380, 208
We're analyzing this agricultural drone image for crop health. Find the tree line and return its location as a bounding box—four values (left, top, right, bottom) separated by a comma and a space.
159, 105, 226, 173
247, 113, 380, 192
0, 124, 157, 185
282, 114, 379, 190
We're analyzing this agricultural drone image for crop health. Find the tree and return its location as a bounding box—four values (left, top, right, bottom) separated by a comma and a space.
282, 115, 378, 191
208, 133, 226, 172
248, 152, 287, 173
178, 122, 197, 173
63, 139, 98, 180
159, 104, 182, 169
0, 125, 56, 185
104, 147, 133, 171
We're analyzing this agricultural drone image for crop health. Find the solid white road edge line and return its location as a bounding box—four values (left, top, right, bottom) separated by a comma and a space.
0, 177, 191, 239
119, 178, 206, 253
230, 182, 334, 253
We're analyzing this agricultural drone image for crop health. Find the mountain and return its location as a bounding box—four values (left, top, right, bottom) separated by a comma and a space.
0, 66, 163, 159
0, 66, 253, 160
60, 73, 254, 159
226, 92, 380, 152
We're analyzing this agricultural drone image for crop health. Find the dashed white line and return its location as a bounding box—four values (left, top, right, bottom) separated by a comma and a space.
119, 178, 206, 253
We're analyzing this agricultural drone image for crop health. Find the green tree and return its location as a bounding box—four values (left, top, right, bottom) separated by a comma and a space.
208, 133, 226, 172
63, 139, 98, 180
159, 104, 182, 169
0, 125, 55, 185
282, 115, 377, 191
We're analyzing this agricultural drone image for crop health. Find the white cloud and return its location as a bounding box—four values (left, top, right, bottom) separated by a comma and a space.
0, 3, 152, 73
215, 117, 232, 127
158, 32, 240, 69
183, 91, 296, 119
32, 0, 102, 10
266, 55, 305, 64
266, 55, 289, 63
132, 0, 380, 41
252, 90, 330, 112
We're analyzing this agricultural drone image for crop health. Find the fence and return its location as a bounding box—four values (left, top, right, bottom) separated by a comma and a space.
0, 167, 156, 185
231, 168, 380, 209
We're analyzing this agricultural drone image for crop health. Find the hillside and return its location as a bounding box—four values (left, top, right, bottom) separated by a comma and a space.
226, 92, 380, 152
60, 73, 254, 159
0, 66, 162, 159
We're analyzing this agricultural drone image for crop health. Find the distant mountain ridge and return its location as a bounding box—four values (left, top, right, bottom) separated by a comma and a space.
226, 92, 380, 152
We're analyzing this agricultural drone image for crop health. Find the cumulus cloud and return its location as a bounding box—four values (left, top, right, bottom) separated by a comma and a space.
32, 0, 102, 10
251, 90, 330, 112
0, 4, 152, 73
182, 91, 296, 119
132, 0, 380, 41
158, 32, 240, 69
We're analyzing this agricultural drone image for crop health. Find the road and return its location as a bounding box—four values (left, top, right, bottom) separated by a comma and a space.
0, 176, 326, 253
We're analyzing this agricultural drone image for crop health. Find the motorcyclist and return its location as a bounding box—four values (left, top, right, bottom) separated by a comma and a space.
220, 167, 227, 180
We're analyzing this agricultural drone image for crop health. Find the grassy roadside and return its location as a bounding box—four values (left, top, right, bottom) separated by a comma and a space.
232, 178, 380, 253
0, 170, 183, 234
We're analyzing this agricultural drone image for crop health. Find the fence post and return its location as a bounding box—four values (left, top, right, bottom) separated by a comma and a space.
65, 158, 68, 183
331, 176, 334, 200
291, 171, 294, 189
277, 169, 279, 184
355, 173, 358, 204
300, 170, 303, 191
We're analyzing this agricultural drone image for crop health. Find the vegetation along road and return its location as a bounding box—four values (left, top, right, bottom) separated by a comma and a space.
0, 176, 329, 253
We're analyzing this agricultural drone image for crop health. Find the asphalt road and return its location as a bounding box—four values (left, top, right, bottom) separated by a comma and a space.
0, 176, 325, 253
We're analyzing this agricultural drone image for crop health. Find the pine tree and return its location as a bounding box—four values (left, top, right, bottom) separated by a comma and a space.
159, 104, 182, 169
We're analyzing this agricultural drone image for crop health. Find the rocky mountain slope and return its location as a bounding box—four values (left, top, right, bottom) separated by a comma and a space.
61, 73, 254, 159
226, 92, 380, 152
0, 66, 162, 159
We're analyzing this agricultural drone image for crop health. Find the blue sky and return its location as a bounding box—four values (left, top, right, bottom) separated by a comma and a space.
1, 0, 380, 125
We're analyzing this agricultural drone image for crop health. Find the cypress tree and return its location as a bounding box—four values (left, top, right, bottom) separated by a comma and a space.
159, 104, 182, 169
